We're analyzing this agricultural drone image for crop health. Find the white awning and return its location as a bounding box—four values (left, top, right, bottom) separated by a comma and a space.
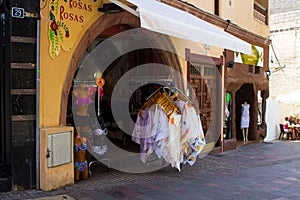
110, 0, 252, 54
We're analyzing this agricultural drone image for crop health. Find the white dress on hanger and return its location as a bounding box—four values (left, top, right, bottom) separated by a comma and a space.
132, 108, 154, 163
167, 113, 182, 170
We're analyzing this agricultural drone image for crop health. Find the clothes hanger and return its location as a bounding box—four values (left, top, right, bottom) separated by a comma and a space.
139, 87, 163, 111
155, 92, 181, 117
165, 87, 191, 104
139, 86, 181, 117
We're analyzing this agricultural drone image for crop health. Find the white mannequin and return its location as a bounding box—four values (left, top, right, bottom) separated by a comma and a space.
241, 101, 250, 142
242, 126, 248, 142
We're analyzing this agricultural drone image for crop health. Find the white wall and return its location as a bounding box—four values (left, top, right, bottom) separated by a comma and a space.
265, 99, 280, 141
266, 98, 299, 141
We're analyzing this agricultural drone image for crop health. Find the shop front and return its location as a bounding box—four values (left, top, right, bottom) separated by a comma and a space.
223, 42, 270, 151
38, 0, 254, 191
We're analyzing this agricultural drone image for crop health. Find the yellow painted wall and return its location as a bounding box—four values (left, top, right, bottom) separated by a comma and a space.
171, 37, 223, 59
39, 0, 229, 128
40, 0, 105, 127
170, 36, 224, 94
220, 0, 269, 37
184, 0, 214, 13
170, 36, 223, 78
188, 0, 269, 38
40, 126, 74, 191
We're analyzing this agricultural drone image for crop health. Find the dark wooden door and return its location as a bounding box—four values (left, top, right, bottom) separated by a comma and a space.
189, 63, 216, 137
186, 49, 222, 144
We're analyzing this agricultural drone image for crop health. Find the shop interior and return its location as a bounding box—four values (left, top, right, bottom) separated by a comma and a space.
66, 25, 212, 181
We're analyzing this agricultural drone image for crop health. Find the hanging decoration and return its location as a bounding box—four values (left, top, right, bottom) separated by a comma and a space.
96, 77, 105, 99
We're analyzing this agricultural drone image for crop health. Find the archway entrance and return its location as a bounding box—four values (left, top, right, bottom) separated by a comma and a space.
61, 12, 183, 179
235, 84, 255, 142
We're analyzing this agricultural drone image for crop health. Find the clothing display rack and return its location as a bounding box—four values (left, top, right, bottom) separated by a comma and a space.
72, 79, 205, 173
132, 86, 206, 171
131, 75, 174, 83
129, 75, 174, 92
73, 79, 97, 86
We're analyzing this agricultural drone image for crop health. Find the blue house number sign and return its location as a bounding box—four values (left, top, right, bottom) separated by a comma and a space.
11, 7, 24, 18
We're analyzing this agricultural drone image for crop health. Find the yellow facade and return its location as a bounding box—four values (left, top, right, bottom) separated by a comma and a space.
39, 1, 105, 189
188, 0, 269, 37
38, 0, 270, 190
184, 0, 214, 13
40, 0, 104, 126
40, 0, 269, 127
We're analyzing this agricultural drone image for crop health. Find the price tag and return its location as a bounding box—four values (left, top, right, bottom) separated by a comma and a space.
11, 7, 24, 18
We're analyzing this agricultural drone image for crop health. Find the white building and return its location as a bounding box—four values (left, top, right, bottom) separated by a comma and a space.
266, 0, 300, 141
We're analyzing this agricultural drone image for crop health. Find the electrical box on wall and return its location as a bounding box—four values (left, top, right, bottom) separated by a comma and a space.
47, 131, 72, 167
40, 126, 74, 191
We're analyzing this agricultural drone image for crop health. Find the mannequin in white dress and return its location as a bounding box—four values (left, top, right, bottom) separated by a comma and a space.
241, 101, 250, 142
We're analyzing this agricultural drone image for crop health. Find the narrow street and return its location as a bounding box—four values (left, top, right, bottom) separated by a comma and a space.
1, 140, 300, 200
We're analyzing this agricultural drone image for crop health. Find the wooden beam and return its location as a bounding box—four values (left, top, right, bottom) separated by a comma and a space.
11, 89, 36, 95
11, 36, 37, 43
11, 115, 36, 121
11, 63, 36, 69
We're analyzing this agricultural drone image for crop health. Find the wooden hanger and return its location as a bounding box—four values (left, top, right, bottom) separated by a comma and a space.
139, 86, 181, 118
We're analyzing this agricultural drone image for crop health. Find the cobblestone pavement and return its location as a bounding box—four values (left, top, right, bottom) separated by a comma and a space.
1, 140, 300, 200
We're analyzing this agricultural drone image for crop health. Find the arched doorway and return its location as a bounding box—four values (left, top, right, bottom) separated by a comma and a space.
59, 12, 139, 125
59, 12, 184, 177
59, 12, 182, 125
235, 84, 255, 141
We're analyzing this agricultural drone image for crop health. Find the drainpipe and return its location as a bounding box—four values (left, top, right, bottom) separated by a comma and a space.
36, 20, 40, 189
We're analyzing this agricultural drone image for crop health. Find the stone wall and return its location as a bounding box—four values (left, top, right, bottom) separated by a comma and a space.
270, 0, 300, 15
269, 0, 300, 99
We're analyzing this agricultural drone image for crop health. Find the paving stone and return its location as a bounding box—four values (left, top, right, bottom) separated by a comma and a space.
1, 140, 300, 199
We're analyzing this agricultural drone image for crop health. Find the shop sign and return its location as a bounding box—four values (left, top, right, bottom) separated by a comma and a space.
234, 45, 263, 67
47, 0, 102, 59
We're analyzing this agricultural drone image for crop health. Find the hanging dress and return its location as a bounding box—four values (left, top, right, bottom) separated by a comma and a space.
240, 104, 250, 129
132, 108, 155, 163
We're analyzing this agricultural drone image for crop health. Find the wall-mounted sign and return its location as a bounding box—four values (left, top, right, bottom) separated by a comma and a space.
234, 45, 264, 67
47, 0, 102, 59
11, 7, 24, 18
